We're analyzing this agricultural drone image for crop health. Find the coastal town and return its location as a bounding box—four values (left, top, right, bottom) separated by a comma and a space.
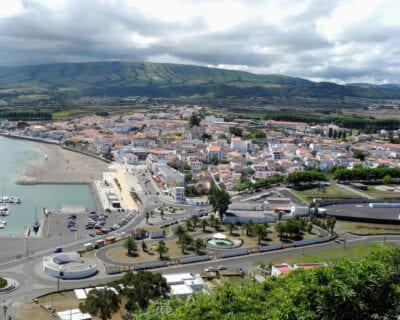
0, 104, 399, 319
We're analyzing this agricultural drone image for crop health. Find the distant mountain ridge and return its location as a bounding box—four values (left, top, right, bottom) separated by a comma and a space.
0, 61, 399, 99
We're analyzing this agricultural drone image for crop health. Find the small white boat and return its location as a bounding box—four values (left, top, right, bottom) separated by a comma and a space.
0, 206, 10, 216
0, 222, 5, 229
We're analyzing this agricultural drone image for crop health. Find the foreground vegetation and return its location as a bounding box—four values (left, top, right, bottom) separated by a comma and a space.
135, 246, 400, 320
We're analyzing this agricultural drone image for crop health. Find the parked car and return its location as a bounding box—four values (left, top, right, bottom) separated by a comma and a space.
53, 246, 62, 253
204, 266, 215, 272
96, 229, 104, 235
218, 265, 227, 270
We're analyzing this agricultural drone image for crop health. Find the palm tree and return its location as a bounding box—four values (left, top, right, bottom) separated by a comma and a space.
124, 236, 137, 256
185, 220, 193, 232
254, 224, 266, 245
160, 208, 165, 220
227, 221, 237, 235
201, 219, 209, 233
194, 238, 206, 255
175, 225, 186, 238
191, 215, 199, 228
245, 220, 255, 237
178, 232, 192, 254
145, 212, 150, 224
275, 222, 286, 242
141, 240, 147, 252
155, 240, 168, 260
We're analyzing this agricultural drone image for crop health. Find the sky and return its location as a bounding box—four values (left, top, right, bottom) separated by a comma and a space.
0, 0, 400, 84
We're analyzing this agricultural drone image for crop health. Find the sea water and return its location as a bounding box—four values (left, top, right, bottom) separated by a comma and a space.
0, 136, 96, 236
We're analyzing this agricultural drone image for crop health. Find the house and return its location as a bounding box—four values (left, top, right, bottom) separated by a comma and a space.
271, 264, 293, 276
172, 187, 185, 203
207, 145, 224, 161
163, 273, 204, 299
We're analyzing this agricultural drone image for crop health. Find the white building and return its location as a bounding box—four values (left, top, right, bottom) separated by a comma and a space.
172, 187, 185, 203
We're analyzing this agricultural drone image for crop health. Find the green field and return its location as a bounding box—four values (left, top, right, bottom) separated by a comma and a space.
258, 242, 394, 266
336, 220, 400, 235
364, 186, 400, 199
292, 184, 360, 204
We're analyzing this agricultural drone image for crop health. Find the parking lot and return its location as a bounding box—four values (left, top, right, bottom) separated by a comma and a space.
45, 208, 136, 242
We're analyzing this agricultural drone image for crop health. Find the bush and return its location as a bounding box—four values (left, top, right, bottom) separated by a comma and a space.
0, 277, 8, 288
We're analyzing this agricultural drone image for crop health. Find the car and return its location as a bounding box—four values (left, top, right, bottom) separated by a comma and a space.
101, 228, 110, 234
112, 224, 120, 230
237, 268, 245, 275
217, 265, 227, 270
89, 233, 96, 237
53, 246, 62, 253
69, 226, 77, 232
96, 229, 104, 235
204, 266, 215, 272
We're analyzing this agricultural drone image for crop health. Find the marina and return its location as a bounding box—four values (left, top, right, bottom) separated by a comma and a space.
0, 136, 97, 236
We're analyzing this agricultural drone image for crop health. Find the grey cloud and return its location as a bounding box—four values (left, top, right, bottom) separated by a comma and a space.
0, 0, 399, 83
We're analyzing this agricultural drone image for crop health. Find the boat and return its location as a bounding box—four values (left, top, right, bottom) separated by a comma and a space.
0, 222, 5, 229
33, 207, 40, 232
0, 196, 21, 204
0, 206, 10, 216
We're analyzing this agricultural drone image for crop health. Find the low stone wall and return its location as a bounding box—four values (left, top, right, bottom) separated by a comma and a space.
292, 236, 330, 247
316, 198, 400, 207
259, 242, 283, 252
220, 248, 248, 258
134, 260, 167, 270
178, 254, 210, 264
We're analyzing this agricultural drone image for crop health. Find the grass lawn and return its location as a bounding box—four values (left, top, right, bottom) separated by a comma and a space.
256, 242, 394, 266
293, 185, 360, 204
364, 186, 400, 199
336, 220, 400, 235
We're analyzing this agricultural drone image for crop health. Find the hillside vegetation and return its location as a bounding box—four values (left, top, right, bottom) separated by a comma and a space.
1, 61, 400, 99
135, 246, 400, 320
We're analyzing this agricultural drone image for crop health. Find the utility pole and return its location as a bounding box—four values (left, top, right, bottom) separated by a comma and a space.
2, 301, 7, 320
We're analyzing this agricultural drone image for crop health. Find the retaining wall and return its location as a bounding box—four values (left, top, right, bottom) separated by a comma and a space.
292, 236, 330, 247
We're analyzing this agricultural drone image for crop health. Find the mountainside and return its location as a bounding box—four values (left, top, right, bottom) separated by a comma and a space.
1, 61, 400, 99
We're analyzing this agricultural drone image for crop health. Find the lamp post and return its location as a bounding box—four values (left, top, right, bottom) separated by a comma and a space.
2, 301, 7, 320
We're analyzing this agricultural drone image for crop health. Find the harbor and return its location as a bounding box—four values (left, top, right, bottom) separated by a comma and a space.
0, 136, 101, 237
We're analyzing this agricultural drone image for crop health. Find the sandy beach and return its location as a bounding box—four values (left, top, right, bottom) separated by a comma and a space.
17, 142, 110, 184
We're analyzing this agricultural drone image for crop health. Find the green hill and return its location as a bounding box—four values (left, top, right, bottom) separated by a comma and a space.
0, 61, 399, 99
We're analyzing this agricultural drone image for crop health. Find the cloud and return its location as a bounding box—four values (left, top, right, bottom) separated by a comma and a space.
0, 0, 399, 83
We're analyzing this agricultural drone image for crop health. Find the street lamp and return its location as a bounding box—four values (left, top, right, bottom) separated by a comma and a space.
2, 301, 7, 320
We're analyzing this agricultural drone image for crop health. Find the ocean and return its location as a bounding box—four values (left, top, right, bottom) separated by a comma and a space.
0, 136, 96, 236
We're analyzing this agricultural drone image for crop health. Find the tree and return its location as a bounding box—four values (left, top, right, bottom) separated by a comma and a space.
189, 113, 201, 127
185, 220, 193, 232
227, 221, 237, 235
245, 220, 255, 237
353, 150, 367, 161
328, 127, 333, 138
208, 188, 231, 221
191, 215, 199, 228
160, 208, 165, 220
210, 154, 219, 165
193, 238, 206, 255
145, 212, 150, 224
229, 126, 243, 137
201, 219, 209, 232
79, 289, 120, 320
326, 216, 336, 236
117, 271, 170, 315
178, 232, 192, 254
184, 173, 193, 183
155, 240, 168, 260
383, 175, 393, 185
141, 240, 147, 252
124, 236, 137, 256
254, 224, 267, 245
275, 222, 286, 242
175, 225, 186, 238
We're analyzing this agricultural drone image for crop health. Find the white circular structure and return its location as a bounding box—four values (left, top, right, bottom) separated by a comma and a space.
43, 251, 97, 279
212, 233, 227, 240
